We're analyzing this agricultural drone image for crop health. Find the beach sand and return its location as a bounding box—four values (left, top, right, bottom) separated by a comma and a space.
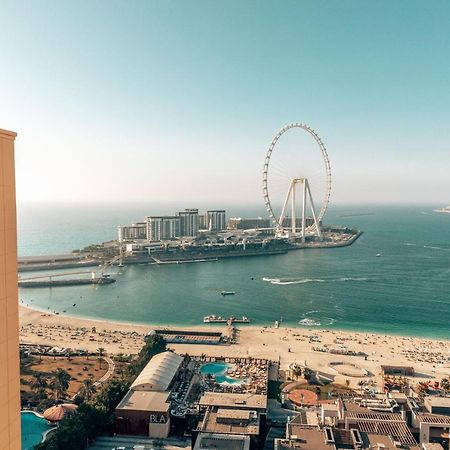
19, 306, 450, 390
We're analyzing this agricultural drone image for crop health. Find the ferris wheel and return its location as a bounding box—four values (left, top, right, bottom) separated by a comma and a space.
262, 123, 331, 240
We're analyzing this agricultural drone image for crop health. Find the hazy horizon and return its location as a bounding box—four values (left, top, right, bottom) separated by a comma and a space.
2, 1, 450, 205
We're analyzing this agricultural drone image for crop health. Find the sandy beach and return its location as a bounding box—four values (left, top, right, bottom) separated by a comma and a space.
19, 305, 450, 390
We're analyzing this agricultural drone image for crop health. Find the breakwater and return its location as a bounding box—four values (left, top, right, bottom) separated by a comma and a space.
18, 277, 116, 288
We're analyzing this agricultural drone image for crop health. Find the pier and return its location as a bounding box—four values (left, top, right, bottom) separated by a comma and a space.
18, 273, 116, 288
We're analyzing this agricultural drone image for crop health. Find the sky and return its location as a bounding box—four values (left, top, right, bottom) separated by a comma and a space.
1, 0, 449, 206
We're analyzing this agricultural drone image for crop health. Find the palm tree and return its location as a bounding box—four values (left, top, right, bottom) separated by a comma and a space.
441, 378, 450, 393
97, 347, 106, 369
53, 368, 71, 401
291, 365, 302, 381
79, 377, 97, 402
31, 373, 49, 401
315, 386, 321, 398
303, 367, 313, 382
31, 373, 48, 392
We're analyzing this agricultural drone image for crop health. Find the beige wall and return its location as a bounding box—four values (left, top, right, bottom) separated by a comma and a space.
0, 128, 20, 450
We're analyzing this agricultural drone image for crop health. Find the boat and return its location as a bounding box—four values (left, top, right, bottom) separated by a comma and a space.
376, 253, 382, 257
221, 291, 236, 296
203, 315, 250, 324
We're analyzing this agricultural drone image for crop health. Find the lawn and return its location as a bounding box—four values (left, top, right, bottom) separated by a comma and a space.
21, 355, 108, 398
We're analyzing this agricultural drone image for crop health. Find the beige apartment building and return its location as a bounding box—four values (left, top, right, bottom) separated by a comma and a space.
0, 129, 20, 450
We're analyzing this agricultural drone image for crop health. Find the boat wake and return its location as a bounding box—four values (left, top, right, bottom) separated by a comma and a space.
262, 276, 368, 285
423, 245, 449, 251
404, 242, 416, 246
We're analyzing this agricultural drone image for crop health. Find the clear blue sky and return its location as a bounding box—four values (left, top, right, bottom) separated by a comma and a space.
1, 0, 449, 205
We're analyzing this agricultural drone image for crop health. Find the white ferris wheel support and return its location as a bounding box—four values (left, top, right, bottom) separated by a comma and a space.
278, 178, 323, 241
262, 123, 331, 239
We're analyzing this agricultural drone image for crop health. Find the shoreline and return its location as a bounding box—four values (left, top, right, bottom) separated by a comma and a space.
19, 303, 449, 346
19, 305, 450, 391
19, 302, 450, 341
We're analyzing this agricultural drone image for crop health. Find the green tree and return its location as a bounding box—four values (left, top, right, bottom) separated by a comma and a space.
315, 386, 321, 397
79, 377, 97, 402
129, 335, 166, 376
291, 365, 302, 381
31, 373, 49, 402
303, 367, 313, 382
31, 373, 48, 393
95, 379, 130, 414
97, 347, 106, 369
53, 369, 71, 401
441, 378, 450, 393
35, 403, 108, 450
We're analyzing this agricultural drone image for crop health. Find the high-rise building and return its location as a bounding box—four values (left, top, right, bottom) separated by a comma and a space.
198, 213, 207, 230
118, 222, 148, 242
146, 216, 181, 241
205, 210, 226, 232
227, 217, 271, 230
0, 128, 21, 450
178, 209, 199, 237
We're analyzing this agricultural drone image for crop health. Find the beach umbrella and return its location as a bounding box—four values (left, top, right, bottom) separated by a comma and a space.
43, 403, 78, 422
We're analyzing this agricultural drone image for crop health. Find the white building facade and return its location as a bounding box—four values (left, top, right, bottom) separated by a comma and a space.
146, 216, 181, 241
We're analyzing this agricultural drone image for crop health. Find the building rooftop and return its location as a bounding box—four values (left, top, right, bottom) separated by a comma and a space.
346, 411, 404, 421
288, 411, 320, 436
216, 409, 251, 421
422, 444, 445, 450
198, 407, 260, 436
276, 429, 334, 449
130, 351, 183, 392
417, 413, 450, 425
194, 433, 250, 450
199, 392, 267, 410
425, 396, 450, 408
355, 420, 417, 446
116, 390, 170, 412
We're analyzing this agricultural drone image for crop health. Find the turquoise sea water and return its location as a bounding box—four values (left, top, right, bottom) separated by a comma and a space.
21, 411, 54, 450
17, 203, 450, 339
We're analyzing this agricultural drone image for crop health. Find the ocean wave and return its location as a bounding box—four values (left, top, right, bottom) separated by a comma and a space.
298, 317, 336, 327
299, 318, 321, 326
404, 242, 416, 246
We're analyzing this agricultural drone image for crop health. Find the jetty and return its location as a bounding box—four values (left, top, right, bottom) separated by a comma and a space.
18, 274, 115, 288
203, 315, 250, 324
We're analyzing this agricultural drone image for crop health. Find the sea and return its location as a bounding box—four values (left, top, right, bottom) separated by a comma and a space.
17, 203, 450, 339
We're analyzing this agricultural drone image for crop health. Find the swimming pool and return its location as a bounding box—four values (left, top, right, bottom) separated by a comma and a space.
21, 411, 55, 450
200, 362, 246, 385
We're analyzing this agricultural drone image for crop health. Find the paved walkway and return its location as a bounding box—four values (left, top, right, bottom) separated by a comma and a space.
94, 356, 115, 387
